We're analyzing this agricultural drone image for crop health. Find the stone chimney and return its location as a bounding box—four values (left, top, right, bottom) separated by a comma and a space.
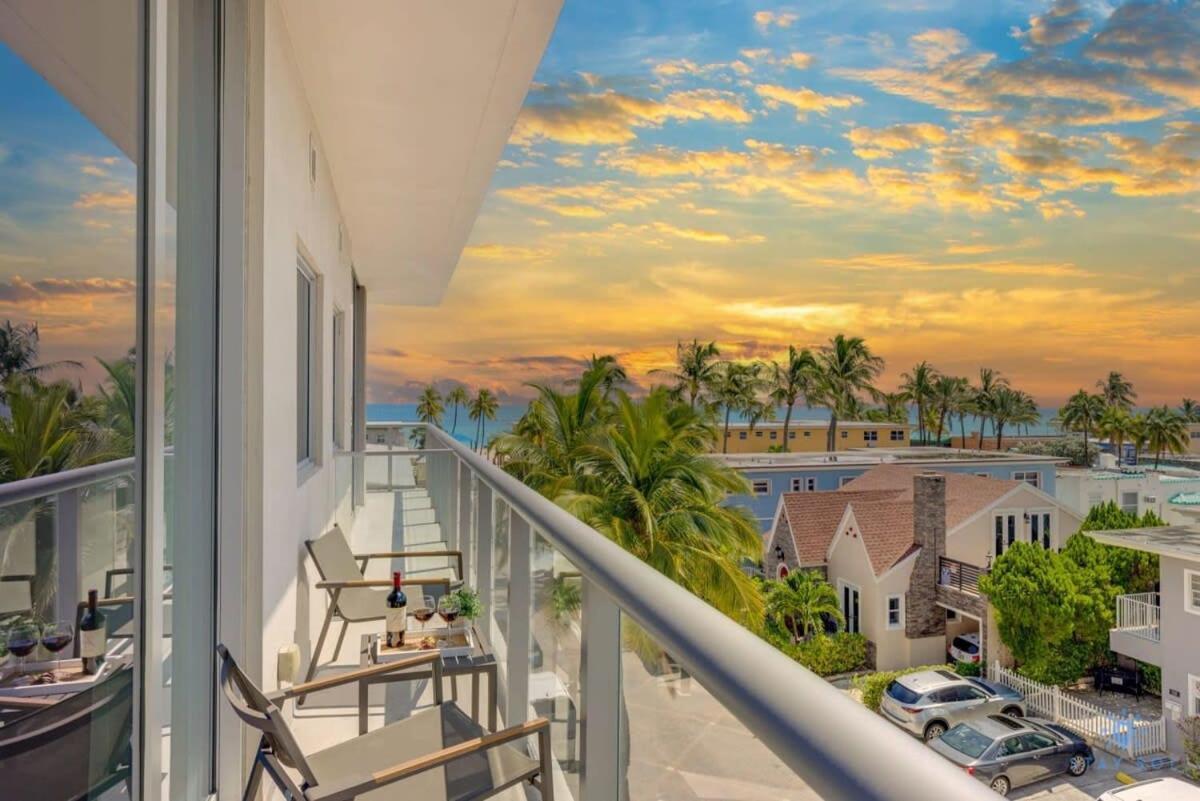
907, 472, 947, 639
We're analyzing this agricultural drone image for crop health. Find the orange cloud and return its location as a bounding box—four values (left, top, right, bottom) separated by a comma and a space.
74, 189, 135, 210
755, 83, 862, 118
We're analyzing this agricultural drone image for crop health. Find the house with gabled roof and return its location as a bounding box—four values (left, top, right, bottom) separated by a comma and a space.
765, 465, 1084, 671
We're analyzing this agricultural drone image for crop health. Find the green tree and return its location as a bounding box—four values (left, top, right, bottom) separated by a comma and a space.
0, 320, 81, 392
973, 368, 1009, 449
652, 339, 721, 410
1057, 390, 1105, 464
764, 570, 844, 641
1096, 371, 1137, 411
446, 386, 469, 435
771, 345, 817, 452
1180, 398, 1200, 423
991, 387, 1038, 450
931, 375, 969, 445
572, 354, 628, 399
1097, 406, 1134, 467
706, 360, 767, 453
0, 377, 112, 481
811, 334, 884, 451
1144, 405, 1188, 469
467, 388, 499, 450
415, 385, 444, 427
900, 361, 938, 445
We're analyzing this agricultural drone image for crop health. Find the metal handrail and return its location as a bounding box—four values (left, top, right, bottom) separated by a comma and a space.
392, 422, 996, 801
0, 457, 134, 508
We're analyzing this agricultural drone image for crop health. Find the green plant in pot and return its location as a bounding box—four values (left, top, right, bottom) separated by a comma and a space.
450, 588, 482, 623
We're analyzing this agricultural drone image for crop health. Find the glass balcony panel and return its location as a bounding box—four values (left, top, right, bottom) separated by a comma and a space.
79, 478, 136, 601
530, 533, 583, 800
0, 499, 41, 620
619, 612, 819, 800
491, 497, 511, 722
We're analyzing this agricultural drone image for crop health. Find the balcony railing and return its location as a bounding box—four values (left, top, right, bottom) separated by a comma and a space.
938, 556, 984, 596
1115, 592, 1161, 642
357, 422, 997, 801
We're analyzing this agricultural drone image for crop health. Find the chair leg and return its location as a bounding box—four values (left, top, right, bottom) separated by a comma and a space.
242, 752, 265, 801
332, 618, 349, 661
299, 606, 335, 706
538, 726, 555, 801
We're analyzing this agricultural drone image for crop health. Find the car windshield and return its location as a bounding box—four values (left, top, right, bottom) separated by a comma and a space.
886, 680, 922, 705
940, 724, 993, 759
952, 636, 980, 654
965, 678, 996, 696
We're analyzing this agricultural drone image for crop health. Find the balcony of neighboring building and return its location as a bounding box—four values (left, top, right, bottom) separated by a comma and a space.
1109, 592, 1161, 667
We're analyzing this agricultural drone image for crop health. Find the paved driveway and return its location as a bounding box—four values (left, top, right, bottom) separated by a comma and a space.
1011, 753, 1195, 799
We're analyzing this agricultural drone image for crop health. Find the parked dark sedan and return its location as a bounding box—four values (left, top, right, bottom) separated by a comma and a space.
928, 714, 1094, 796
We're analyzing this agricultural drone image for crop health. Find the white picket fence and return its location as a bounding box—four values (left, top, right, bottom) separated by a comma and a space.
991, 662, 1166, 758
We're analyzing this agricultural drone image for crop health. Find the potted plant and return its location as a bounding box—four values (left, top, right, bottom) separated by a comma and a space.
450, 587, 482, 624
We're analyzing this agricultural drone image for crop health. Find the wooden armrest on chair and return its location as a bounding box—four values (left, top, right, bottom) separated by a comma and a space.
355, 549, 464, 578
307, 718, 551, 801
274, 651, 441, 702
315, 577, 451, 589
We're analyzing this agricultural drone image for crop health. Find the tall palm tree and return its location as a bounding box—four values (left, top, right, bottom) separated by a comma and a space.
973, 368, 1009, 449
1097, 406, 1134, 467
652, 339, 721, 410
1144, 405, 1188, 469
931, 375, 969, 445
811, 334, 884, 451
571, 354, 628, 399
900, 362, 939, 445
770, 345, 817, 452
0, 321, 82, 391
0, 377, 111, 481
557, 389, 764, 627
468, 388, 499, 450
764, 570, 844, 642
1096, 371, 1137, 411
446, 386, 469, 435
415, 385, 444, 427
1057, 389, 1105, 465
707, 361, 767, 453
1180, 398, 1200, 423
1129, 412, 1149, 465
879, 391, 909, 425
95, 353, 139, 456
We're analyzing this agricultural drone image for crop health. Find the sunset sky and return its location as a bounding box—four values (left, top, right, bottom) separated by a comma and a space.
1, 1, 1198, 406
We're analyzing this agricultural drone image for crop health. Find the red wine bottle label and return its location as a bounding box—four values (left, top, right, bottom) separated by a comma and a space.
385, 606, 407, 647
80, 628, 106, 659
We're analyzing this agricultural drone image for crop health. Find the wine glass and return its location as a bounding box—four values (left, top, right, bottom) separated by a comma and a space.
7, 621, 40, 677
412, 595, 435, 635
436, 596, 460, 644
41, 621, 74, 662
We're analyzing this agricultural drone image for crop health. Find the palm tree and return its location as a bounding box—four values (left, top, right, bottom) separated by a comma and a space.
1129, 412, 1149, 464
1096, 371, 1137, 411
707, 361, 767, 453
652, 339, 721, 410
95, 352, 139, 456
811, 334, 884, 451
446, 386, 469, 435
900, 361, 938, 445
764, 570, 844, 642
571, 354, 628, 399
0, 321, 82, 391
468, 388, 499, 450
771, 345, 817, 452
1097, 406, 1134, 467
1180, 398, 1200, 423
973, 368, 1009, 449
1057, 390, 1105, 465
415, 385, 444, 427
1144, 405, 1188, 469
931, 375, 969, 445
879, 391, 909, 425
0, 377, 111, 481
556, 389, 763, 627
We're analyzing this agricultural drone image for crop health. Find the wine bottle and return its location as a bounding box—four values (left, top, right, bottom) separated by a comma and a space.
385, 571, 407, 648
80, 589, 107, 675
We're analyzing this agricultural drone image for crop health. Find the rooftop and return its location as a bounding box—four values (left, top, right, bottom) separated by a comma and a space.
1170, 492, 1200, 506
1086, 526, 1200, 562
722, 447, 1066, 471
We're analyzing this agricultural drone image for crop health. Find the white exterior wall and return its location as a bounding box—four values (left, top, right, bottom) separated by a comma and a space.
1056, 471, 1200, 525
255, 0, 358, 693
945, 484, 1082, 567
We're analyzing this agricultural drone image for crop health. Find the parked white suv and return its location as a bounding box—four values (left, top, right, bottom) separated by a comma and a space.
948, 632, 982, 665
1097, 778, 1200, 800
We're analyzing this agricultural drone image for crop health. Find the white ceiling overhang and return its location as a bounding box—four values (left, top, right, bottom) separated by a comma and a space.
280, 0, 561, 306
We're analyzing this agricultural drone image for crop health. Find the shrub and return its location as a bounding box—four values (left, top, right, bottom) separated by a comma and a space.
954, 660, 982, 677
854, 664, 949, 712
1139, 662, 1162, 696
789, 633, 868, 677
1016, 639, 1094, 686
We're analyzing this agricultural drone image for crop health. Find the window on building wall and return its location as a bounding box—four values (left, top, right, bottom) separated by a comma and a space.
755, 430, 763, 437
840, 430, 848, 439
946, 609, 958, 621
297, 257, 318, 466
1191, 675, 1200, 717
1121, 491, 1139, 516
1186, 570, 1200, 616
769, 431, 777, 440
789, 431, 796, 439
886, 595, 903, 629
1012, 471, 1041, 488
838, 476, 854, 488
890, 430, 905, 441
790, 477, 817, 492
752, 479, 771, 495
864, 430, 878, 441
738, 431, 748, 440
1042, 512, 1051, 549
803, 430, 811, 438
331, 308, 346, 449
1030, 513, 1040, 545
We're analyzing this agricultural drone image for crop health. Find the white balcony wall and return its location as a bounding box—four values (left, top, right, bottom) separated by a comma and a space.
254, 0, 358, 696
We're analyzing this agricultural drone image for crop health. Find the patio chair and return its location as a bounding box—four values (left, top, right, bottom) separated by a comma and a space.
217, 644, 553, 801
0, 665, 134, 801
302, 526, 462, 702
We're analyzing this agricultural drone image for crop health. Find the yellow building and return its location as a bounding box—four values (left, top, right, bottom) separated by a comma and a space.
721, 420, 912, 453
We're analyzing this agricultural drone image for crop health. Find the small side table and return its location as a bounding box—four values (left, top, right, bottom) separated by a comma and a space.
360, 625, 497, 735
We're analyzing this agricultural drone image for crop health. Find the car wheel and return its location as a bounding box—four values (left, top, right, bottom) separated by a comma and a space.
1067, 753, 1088, 776
990, 776, 1011, 796
923, 722, 947, 741
1001, 706, 1023, 718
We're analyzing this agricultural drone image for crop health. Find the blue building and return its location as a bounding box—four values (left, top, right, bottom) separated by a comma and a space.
721, 447, 1069, 532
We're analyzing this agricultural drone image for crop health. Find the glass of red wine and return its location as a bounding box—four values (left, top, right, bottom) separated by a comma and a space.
412, 595, 435, 635
7, 621, 40, 677
436, 596, 460, 645
41, 621, 74, 676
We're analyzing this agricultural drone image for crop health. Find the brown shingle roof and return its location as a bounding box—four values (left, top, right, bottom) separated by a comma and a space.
778, 465, 1021, 576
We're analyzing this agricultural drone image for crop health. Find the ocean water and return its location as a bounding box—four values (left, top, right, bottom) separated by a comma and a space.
367, 402, 1078, 442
